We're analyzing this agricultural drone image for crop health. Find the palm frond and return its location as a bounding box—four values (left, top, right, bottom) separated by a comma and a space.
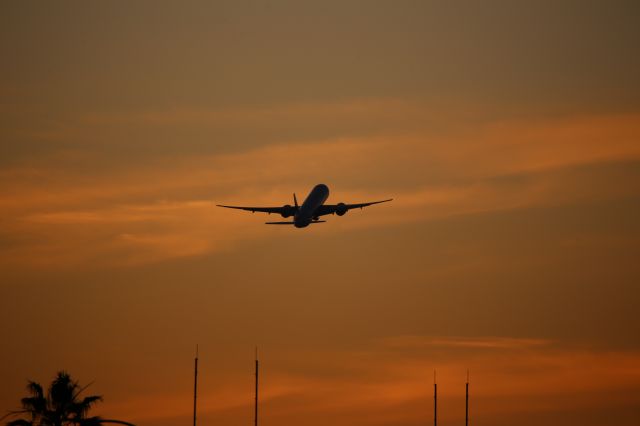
6, 419, 32, 426
0, 410, 27, 422
80, 396, 102, 406
78, 396, 102, 415
95, 420, 136, 426
20, 396, 46, 413
69, 395, 102, 419
77, 416, 103, 426
72, 382, 95, 400
26, 383, 43, 399
49, 371, 78, 413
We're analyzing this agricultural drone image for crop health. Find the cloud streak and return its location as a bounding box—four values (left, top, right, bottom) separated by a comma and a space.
380, 335, 551, 349
1, 103, 639, 269
100, 336, 640, 426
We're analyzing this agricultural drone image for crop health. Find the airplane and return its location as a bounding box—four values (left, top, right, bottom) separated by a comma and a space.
217, 184, 392, 228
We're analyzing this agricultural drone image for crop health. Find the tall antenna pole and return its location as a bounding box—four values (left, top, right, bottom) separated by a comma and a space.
255, 347, 259, 426
433, 370, 437, 426
193, 345, 198, 426
465, 370, 469, 426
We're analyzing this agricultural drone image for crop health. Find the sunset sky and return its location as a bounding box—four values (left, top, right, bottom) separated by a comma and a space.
1, 2, 640, 426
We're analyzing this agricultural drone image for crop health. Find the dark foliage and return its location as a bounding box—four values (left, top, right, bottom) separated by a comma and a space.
2, 372, 134, 426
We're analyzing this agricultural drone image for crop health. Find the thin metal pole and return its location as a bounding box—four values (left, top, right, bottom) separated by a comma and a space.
255, 347, 259, 426
434, 370, 437, 426
465, 370, 469, 426
193, 345, 198, 426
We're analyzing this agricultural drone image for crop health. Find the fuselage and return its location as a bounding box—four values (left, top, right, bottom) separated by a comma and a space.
294, 184, 329, 228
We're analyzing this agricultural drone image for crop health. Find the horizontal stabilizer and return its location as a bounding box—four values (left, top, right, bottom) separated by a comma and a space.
265, 220, 327, 225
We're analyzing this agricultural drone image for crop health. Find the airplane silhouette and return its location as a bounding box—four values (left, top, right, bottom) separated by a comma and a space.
217, 184, 392, 228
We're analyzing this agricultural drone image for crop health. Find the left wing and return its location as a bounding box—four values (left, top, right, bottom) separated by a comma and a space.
315, 199, 393, 217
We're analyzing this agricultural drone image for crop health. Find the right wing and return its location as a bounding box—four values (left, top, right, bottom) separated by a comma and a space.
216, 205, 288, 214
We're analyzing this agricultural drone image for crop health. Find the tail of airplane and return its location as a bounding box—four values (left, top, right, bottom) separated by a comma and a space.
265, 193, 308, 224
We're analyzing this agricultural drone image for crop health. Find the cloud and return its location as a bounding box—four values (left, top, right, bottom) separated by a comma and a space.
1, 104, 639, 269
380, 335, 551, 350
100, 335, 640, 426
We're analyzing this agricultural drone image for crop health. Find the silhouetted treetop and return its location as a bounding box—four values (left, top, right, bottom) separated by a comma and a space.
2, 371, 134, 426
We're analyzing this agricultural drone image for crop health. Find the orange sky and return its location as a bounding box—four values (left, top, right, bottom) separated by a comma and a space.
1, 2, 640, 426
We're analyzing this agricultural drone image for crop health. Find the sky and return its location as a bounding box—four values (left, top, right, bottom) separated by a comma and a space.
1, 1, 640, 426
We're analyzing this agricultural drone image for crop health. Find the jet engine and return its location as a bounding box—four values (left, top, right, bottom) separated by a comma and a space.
335, 202, 348, 216
280, 204, 295, 218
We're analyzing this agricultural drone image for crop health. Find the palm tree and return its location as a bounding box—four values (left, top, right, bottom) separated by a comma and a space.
2, 371, 135, 426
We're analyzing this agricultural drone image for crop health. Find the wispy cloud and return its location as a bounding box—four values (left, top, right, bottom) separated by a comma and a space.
380, 335, 551, 349
101, 336, 640, 426
1, 103, 639, 269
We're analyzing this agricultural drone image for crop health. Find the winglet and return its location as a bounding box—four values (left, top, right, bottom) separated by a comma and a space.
293, 193, 299, 209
